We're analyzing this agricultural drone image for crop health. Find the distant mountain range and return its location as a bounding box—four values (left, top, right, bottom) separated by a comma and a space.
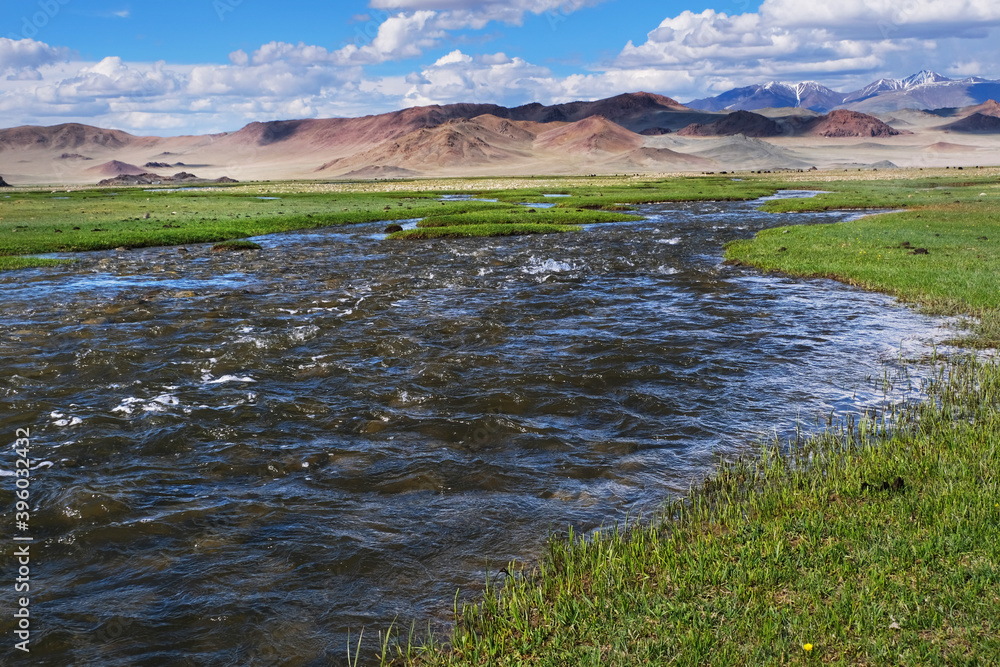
2, 90, 999, 185
687, 70, 1000, 113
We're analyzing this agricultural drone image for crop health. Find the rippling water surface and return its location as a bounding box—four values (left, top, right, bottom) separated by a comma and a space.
1, 194, 946, 665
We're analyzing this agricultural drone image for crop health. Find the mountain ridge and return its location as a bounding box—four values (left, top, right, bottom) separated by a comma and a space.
687, 70, 1000, 113
1, 91, 998, 185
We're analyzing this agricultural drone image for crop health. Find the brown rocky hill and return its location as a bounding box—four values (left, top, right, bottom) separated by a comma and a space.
317, 114, 669, 177
533, 116, 644, 153
963, 99, 1000, 118
677, 110, 783, 138
221, 92, 699, 152
508, 92, 691, 127
315, 115, 543, 174
798, 109, 908, 138
0, 123, 142, 152
938, 113, 1000, 133
84, 160, 149, 177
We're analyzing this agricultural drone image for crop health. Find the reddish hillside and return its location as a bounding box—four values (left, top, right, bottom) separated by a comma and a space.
84, 160, 149, 177
219, 92, 694, 156
225, 103, 513, 152
316, 114, 653, 176
961, 100, 1000, 118
801, 110, 908, 137
677, 110, 783, 138
315, 115, 542, 174
533, 116, 644, 153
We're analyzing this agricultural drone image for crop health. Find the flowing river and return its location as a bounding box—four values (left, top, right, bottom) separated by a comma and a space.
0, 193, 947, 665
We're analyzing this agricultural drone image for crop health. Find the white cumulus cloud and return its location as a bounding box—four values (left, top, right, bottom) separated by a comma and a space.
613, 1, 1000, 91
370, 0, 601, 28
0, 37, 70, 80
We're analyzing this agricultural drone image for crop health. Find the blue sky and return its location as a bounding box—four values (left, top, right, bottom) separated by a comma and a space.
2, 0, 999, 135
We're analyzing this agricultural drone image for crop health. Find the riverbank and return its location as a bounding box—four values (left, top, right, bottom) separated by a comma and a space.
725, 171, 1000, 347
393, 353, 999, 665
380, 171, 1000, 665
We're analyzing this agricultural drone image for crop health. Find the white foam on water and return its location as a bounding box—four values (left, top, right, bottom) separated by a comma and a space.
656, 237, 682, 245
290, 325, 320, 342
112, 397, 145, 415
145, 394, 180, 412
112, 393, 181, 415
203, 374, 256, 385
522, 257, 576, 276
50, 411, 83, 427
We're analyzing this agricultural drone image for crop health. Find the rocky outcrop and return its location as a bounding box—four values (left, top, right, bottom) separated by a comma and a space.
677, 110, 784, 138
97, 172, 238, 186
0, 175, 10, 187
800, 110, 908, 138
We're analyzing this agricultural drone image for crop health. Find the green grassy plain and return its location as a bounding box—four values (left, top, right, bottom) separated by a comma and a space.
0, 176, 782, 265
725, 172, 1000, 346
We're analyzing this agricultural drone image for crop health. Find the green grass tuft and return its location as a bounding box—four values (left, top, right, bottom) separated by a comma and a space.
0, 256, 70, 271
211, 239, 263, 251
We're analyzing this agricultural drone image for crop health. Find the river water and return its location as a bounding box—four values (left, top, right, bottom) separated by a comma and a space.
1, 193, 945, 665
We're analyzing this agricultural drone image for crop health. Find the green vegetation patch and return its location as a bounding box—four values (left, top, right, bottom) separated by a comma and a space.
211, 239, 263, 251
757, 176, 1000, 214
0, 256, 69, 271
726, 175, 1000, 345
417, 207, 641, 228
485, 176, 780, 211
0, 188, 492, 266
393, 355, 1000, 666
726, 206, 1000, 312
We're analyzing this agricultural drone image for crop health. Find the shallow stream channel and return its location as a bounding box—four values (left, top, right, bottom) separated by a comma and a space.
1, 192, 949, 665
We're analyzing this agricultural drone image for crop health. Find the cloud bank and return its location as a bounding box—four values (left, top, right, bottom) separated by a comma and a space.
1, 0, 998, 134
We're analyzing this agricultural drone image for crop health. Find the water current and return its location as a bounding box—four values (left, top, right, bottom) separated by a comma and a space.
0, 193, 948, 665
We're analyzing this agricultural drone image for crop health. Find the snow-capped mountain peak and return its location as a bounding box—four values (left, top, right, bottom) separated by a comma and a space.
685, 70, 999, 113
902, 70, 951, 88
